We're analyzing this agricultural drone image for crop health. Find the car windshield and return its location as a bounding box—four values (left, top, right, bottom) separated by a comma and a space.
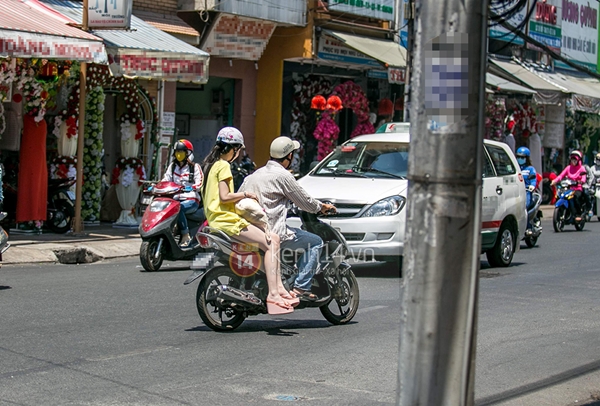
313, 141, 409, 179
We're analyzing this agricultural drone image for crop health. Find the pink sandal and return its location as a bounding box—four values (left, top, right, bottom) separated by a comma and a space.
266, 298, 294, 315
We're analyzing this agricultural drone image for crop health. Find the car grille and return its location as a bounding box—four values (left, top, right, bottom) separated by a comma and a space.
342, 233, 365, 241
327, 203, 366, 218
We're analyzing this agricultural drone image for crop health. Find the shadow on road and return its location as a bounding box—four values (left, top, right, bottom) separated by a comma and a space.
185, 319, 351, 334
475, 359, 600, 405
351, 260, 402, 278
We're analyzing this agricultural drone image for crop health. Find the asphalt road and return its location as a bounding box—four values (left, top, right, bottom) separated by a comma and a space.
0, 217, 599, 406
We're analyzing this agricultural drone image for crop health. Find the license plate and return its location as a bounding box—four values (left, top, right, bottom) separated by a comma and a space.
67, 191, 75, 201
141, 196, 152, 205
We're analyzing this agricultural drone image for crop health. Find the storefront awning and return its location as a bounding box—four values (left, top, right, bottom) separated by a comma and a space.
323, 30, 407, 68
486, 73, 537, 94
489, 58, 566, 93
42, 0, 210, 83
0, 0, 106, 63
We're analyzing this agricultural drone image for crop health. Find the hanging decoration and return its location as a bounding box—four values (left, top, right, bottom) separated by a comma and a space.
378, 98, 394, 116
311, 95, 326, 110
326, 95, 343, 112
0, 59, 16, 138
484, 96, 506, 141
81, 86, 106, 223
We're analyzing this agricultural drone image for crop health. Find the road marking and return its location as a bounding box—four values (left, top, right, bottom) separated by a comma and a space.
86, 346, 173, 362
357, 305, 387, 314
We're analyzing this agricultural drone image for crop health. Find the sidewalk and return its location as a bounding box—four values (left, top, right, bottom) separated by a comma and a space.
2, 223, 142, 265
1, 206, 558, 266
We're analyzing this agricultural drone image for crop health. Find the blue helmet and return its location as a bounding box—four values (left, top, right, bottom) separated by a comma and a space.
516, 147, 530, 158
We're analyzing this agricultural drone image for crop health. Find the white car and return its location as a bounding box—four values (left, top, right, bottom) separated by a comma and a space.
288, 123, 527, 267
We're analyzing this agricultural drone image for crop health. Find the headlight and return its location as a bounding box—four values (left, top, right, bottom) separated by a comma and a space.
361, 196, 406, 217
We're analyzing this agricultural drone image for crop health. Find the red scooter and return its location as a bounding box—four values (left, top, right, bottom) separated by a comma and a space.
139, 181, 205, 272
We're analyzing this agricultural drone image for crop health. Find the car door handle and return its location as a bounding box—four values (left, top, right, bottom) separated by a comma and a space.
496, 185, 503, 195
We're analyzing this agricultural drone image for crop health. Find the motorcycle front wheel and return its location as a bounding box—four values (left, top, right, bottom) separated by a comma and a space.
47, 198, 74, 234
320, 268, 360, 325
196, 266, 246, 332
553, 206, 566, 232
140, 238, 164, 272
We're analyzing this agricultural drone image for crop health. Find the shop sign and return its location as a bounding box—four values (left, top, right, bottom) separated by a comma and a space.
555, 0, 598, 71
328, 0, 394, 21
488, 0, 526, 45
88, 0, 133, 29
367, 70, 388, 80
399, 0, 408, 47
388, 67, 405, 84
0, 32, 106, 63
202, 14, 276, 60
318, 35, 381, 68
160, 112, 175, 137
527, 0, 562, 54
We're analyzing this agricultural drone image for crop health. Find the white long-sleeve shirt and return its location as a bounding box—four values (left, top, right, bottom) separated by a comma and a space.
239, 160, 322, 241
162, 161, 203, 203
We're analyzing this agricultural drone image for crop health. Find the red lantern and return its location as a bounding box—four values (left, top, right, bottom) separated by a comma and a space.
12, 93, 22, 103
378, 98, 393, 116
311, 95, 327, 110
326, 95, 343, 112
394, 98, 404, 111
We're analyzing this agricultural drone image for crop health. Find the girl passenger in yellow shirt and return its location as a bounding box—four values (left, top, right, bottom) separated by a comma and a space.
201, 127, 297, 315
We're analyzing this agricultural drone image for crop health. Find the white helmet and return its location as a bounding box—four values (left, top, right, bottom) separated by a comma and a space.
216, 127, 245, 147
270, 136, 300, 159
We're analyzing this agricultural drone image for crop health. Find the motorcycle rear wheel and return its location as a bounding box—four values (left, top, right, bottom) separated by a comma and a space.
320, 269, 360, 325
575, 217, 586, 231
524, 215, 541, 248
47, 199, 74, 234
140, 238, 164, 272
553, 206, 566, 232
196, 266, 246, 332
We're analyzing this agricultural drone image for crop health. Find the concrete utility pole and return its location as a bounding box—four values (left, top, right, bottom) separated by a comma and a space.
397, 0, 487, 405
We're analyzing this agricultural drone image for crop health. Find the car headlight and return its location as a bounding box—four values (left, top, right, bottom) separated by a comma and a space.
361, 196, 406, 217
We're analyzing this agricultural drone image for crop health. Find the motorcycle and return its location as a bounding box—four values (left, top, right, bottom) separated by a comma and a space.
1, 177, 75, 233
541, 171, 557, 205
138, 181, 206, 272
46, 177, 76, 234
523, 173, 543, 247
184, 209, 360, 332
553, 179, 588, 232
0, 212, 10, 257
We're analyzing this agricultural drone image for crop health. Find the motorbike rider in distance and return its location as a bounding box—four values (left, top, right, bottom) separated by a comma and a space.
161, 139, 203, 247
516, 146, 537, 210
551, 150, 587, 222
239, 136, 336, 301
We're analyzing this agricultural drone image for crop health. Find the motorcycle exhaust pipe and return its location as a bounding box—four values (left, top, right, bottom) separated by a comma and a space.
215, 285, 263, 309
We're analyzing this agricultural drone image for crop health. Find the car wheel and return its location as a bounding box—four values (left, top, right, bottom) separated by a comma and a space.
486, 223, 514, 268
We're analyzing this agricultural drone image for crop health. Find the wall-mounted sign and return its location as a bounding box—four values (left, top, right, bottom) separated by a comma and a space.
527, 0, 562, 54
88, 0, 133, 29
489, 0, 526, 45
317, 34, 381, 68
328, 0, 394, 21
202, 14, 276, 60
556, 0, 598, 71
388, 67, 405, 84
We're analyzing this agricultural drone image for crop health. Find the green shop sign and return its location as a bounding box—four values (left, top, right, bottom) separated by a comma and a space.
329, 0, 394, 20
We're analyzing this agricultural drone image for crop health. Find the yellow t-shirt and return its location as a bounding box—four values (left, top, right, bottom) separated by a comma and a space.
202, 159, 250, 236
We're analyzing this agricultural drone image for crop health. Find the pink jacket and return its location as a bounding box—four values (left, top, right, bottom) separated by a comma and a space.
555, 164, 587, 191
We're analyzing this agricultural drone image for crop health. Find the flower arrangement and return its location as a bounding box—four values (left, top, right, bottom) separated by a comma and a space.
291, 75, 333, 170
14, 67, 49, 123
81, 86, 105, 222
332, 81, 372, 138
484, 96, 506, 141
50, 156, 77, 179
313, 111, 339, 160
111, 157, 147, 187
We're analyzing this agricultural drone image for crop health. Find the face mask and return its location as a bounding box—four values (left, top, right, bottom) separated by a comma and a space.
517, 157, 526, 166
175, 151, 187, 162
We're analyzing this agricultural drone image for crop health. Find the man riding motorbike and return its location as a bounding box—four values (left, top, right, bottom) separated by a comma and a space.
239, 136, 336, 300
161, 140, 203, 247
551, 150, 587, 222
